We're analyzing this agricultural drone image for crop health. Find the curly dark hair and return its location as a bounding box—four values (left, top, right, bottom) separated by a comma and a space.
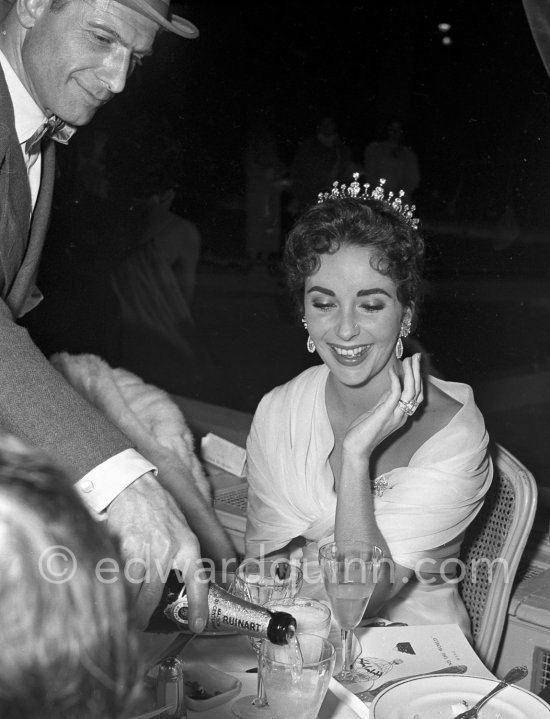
284, 196, 425, 321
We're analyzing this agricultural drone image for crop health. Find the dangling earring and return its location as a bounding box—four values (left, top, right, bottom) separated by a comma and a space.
395, 337, 404, 360
302, 317, 316, 354
395, 317, 412, 359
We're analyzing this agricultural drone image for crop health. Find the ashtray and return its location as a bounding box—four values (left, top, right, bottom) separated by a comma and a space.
181, 661, 241, 712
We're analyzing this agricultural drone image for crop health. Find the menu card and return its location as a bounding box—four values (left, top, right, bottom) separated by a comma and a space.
342, 623, 494, 705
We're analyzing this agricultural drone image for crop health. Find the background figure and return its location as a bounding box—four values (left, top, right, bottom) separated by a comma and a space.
290, 116, 354, 214
76, 128, 109, 203
363, 119, 420, 203
134, 177, 201, 308
68, 128, 113, 257
109, 176, 220, 397
243, 106, 289, 263
0, 432, 140, 719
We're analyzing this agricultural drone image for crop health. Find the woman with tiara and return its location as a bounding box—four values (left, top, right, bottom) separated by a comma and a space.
245, 175, 492, 636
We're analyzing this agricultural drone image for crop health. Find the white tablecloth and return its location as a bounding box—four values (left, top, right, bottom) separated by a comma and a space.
134, 630, 369, 719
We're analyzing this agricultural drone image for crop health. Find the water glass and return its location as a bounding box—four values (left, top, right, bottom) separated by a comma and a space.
260, 633, 336, 719
231, 558, 303, 719
264, 597, 331, 639
234, 557, 303, 606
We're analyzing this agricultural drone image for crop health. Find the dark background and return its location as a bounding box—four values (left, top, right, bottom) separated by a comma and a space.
62, 0, 550, 249
100, 0, 550, 234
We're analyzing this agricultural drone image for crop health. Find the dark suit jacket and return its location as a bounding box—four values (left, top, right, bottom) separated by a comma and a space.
0, 63, 132, 478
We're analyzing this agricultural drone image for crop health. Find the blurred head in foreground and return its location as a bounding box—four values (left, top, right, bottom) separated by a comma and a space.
0, 433, 141, 719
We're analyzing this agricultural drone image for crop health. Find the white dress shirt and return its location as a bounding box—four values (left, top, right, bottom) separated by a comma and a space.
0, 49, 156, 513
0, 49, 44, 208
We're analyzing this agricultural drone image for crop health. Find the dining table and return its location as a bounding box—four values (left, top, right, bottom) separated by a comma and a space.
135, 608, 507, 719
135, 544, 546, 719
135, 619, 370, 719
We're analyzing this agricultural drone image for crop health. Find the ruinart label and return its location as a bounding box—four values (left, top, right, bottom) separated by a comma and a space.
164, 588, 268, 636
222, 615, 262, 633
164, 597, 189, 626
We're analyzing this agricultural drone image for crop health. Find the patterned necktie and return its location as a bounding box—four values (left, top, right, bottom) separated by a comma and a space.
24, 116, 76, 155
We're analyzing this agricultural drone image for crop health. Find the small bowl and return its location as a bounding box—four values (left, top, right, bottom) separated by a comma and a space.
181, 661, 241, 712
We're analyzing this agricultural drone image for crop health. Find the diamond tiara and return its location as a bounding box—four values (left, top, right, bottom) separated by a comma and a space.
317, 173, 419, 229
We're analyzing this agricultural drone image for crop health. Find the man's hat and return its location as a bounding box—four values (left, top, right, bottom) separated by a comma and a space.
112, 0, 198, 37
0, 0, 198, 37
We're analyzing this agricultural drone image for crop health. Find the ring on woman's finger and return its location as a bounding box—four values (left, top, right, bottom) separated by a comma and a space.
398, 399, 418, 416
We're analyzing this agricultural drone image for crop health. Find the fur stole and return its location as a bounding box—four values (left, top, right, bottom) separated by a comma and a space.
50, 352, 211, 502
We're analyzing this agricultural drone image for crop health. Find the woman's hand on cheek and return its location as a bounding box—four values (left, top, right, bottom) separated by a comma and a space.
342, 354, 424, 459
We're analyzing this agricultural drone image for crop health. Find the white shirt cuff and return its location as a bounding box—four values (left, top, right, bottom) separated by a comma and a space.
75, 449, 157, 514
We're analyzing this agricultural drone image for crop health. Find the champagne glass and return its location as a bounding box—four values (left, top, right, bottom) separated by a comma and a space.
319, 541, 382, 682
260, 633, 336, 719
231, 558, 303, 719
264, 597, 331, 639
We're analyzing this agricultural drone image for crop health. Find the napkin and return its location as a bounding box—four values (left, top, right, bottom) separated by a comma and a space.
328, 678, 371, 719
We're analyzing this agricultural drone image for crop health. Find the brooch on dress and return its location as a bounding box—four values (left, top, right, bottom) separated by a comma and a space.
371, 475, 388, 497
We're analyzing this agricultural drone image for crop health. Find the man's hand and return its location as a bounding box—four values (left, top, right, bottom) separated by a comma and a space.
106, 472, 209, 632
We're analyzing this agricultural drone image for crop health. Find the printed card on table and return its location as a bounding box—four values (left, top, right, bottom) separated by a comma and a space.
342, 623, 494, 705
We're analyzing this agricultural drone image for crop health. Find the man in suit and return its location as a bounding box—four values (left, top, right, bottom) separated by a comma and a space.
0, 0, 230, 629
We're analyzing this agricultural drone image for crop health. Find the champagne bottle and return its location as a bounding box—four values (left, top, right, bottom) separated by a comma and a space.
146, 571, 297, 645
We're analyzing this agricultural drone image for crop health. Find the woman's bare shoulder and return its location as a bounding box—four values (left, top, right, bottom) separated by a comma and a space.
375, 379, 463, 473
420, 379, 463, 434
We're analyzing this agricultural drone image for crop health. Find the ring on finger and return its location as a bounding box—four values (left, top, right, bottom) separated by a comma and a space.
398, 399, 418, 416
